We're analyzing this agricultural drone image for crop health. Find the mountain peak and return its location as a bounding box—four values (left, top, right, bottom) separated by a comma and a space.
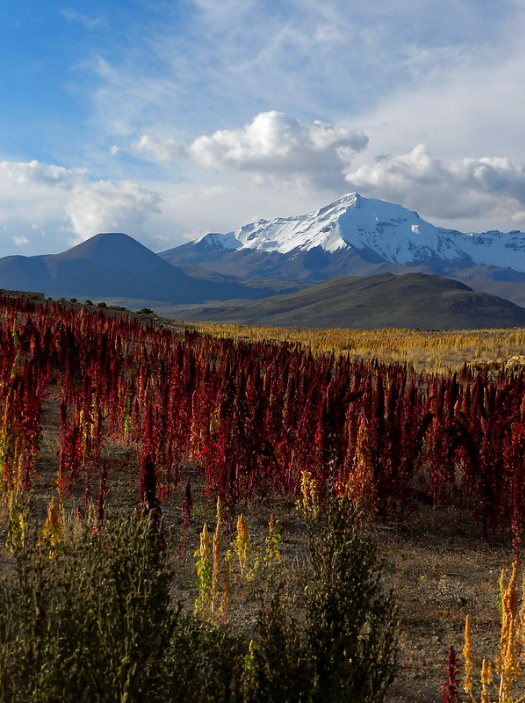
312, 192, 360, 218
174, 192, 525, 270
58, 232, 154, 262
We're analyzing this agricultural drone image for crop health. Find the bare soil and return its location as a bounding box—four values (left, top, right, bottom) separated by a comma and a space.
378, 506, 510, 702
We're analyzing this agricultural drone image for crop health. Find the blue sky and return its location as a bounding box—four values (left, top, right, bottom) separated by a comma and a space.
2, 0, 525, 255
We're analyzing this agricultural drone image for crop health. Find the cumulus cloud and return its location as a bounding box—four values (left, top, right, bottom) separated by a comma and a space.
0, 159, 161, 250
66, 181, 161, 243
132, 134, 186, 162
189, 112, 368, 178
133, 111, 368, 189
456, 157, 525, 202
0, 160, 87, 190
345, 144, 525, 229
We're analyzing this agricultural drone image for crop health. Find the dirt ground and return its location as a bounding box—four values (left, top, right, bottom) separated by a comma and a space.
377, 505, 511, 702
162, 493, 514, 703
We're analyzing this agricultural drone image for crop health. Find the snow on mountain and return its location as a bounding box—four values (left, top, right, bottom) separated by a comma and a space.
194, 193, 525, 271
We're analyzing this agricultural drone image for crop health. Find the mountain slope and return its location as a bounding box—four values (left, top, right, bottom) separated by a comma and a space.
162, 192, 525, 267
159, 194, 525, 302
158, 272, 525, 330
0, 233, 286, 304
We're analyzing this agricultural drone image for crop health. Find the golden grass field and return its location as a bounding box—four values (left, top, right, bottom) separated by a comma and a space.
192, 321, 525, 372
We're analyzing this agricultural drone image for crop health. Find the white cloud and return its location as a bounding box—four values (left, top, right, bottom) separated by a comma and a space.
66, 180, 161, 243
132, 134, 185, 162
134, 112, 368, 189
0, 159, 161, 251
456, 157, 525, 202
188, 112, 366, 172
345, 145, 525, 230
0, 160, 86, 189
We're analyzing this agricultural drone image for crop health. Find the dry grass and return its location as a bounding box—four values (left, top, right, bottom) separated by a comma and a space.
189, 322, 525, 373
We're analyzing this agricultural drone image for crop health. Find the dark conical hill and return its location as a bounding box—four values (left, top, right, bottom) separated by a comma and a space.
0, 233, 280, 304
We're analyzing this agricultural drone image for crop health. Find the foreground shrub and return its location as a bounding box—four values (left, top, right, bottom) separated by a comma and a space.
243, 591, 309, 703
304, 496, 399, 702
244, 495, 399, 703
164, 613, 245, 703
0, 499, 398, 703
0, 513, 174, 703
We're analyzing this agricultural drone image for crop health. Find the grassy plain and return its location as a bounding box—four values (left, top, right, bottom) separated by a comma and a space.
193, 321, 525, 372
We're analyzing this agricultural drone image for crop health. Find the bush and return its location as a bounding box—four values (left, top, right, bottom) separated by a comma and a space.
0, 513, 175, 703
164, 614, 245, 703
304, 496, 399, 703
244, 494, 399, 703
243, 591, 309, 703
0, 499, 398, 703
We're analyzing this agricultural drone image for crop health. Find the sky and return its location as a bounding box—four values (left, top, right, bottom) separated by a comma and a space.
2, 0, 525, 256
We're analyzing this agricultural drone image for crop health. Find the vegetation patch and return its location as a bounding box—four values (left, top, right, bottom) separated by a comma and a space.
0, 291, 524, 700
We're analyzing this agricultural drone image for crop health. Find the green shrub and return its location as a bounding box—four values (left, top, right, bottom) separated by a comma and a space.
164, 614, 245, 703
0, 513, 175, 703
0, 499, 398, 703
304, 495, 399, 703
244, 494, 399, 703
243, 590, 309, 703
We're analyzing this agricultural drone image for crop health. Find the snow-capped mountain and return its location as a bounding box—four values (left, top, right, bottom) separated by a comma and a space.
192, 192, 525, 269
159, 193, 525, 307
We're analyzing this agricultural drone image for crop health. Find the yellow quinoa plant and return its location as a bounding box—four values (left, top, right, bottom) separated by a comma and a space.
460, 561, 525, 703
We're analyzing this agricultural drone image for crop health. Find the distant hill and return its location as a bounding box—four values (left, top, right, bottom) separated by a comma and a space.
155, 272, 525, 330
0, 233, 289, 304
